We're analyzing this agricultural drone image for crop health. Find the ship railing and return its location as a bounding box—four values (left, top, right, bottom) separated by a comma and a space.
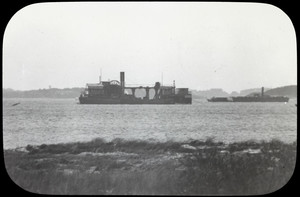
125, 84, 153, 87
125, 84, 173, 88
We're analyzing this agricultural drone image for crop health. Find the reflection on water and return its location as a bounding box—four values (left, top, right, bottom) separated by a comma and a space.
3, 98, 297, 149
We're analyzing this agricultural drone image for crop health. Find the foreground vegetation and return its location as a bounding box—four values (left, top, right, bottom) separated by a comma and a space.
4, 138, 296, 195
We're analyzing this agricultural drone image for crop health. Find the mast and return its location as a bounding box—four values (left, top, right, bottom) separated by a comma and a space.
120, 72, 125, 95
99, 68, 102, 83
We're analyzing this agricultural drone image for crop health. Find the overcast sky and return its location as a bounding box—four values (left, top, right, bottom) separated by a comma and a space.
3, 2, 296, 92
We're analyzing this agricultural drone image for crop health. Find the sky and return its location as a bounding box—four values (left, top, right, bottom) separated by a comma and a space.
3, 2, 297, 93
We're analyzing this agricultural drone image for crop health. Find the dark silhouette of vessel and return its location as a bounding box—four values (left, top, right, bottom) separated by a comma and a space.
79, 72, 192, 104
11, 102, 20, 106
207, 87, 289, 102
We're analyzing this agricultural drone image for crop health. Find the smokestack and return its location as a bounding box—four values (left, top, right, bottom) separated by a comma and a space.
99, 68, 102, 84
120, 72, 125, 94
261, 87, 264, 97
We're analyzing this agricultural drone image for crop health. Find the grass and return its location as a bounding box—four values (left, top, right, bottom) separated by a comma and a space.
4, 138, 297, 195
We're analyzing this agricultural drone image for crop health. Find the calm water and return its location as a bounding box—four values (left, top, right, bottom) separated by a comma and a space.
3, 98, 297, 149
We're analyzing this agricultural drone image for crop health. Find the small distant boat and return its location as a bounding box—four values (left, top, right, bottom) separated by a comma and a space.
207, 87, 289, 103
12, 102, 20, 106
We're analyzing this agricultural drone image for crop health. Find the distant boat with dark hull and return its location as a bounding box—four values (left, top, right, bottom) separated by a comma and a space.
207, 97, 230, 102
207, 87, 289, 102
79, 72, 192, 104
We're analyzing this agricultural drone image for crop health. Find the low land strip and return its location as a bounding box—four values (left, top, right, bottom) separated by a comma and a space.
4, 138, 296, 195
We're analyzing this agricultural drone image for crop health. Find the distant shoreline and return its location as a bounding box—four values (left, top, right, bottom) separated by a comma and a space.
2, 85, 297, 99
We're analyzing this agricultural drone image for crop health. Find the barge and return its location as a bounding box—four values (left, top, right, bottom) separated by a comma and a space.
79, 72, 192, 104
207, 87, 289, 102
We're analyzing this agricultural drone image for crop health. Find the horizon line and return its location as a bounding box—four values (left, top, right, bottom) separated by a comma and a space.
2, 84, 297, 93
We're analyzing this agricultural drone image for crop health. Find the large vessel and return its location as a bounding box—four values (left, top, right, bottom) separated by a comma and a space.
79, 72, 192, 104
207, 87, 289, 102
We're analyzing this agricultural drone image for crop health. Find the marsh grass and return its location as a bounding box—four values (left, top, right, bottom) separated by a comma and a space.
4, 138, 296, 195
179, 141, 296, 194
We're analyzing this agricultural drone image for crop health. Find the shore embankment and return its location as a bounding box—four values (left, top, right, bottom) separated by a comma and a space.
4, 138, 296, 195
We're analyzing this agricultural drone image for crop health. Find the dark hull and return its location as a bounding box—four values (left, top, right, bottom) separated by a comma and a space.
174, 95, 192, 104
121, 97, 175, 104
208, 96, 289, 102
175, 98, 192, 104
207, 97, 230, 102
232, 97, 289, 102
79, 97, 121, 104
79, 96, 176, 104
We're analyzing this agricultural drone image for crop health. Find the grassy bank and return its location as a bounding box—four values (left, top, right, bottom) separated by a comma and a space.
4, 138, 296, 195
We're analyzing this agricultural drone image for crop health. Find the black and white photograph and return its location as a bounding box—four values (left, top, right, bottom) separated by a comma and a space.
2, 2, 297, 195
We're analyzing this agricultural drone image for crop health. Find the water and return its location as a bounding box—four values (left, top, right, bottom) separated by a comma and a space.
3, 98, 297, 149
